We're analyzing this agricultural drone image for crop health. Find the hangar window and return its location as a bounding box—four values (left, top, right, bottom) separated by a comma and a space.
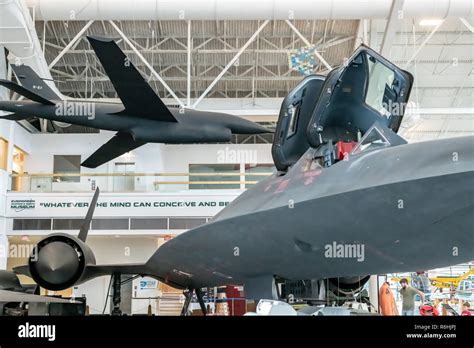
13, 219, 52, 230
52, 219, 85, 230
245, 164, 276, 188
169, 218, 207, 230
91, 218, 129, 230
189, 164, 240, 189
130, 218, 168, 230
53, 155, 81, 183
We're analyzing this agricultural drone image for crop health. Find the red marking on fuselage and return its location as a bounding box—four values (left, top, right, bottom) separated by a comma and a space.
275, 179, 290, 193
303, 169, 322, 185
264, 177, 283, 192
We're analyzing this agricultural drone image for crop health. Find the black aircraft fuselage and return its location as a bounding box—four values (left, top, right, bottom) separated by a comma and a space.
0, 100, 269, 144
148, 135, 474, 298
0, 36, 271, 168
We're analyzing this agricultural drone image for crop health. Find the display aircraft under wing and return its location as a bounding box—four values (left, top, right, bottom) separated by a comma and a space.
0, 36, 270, 168
0, 290, 73, 304
6, 45, 474, 309
0, 270, 75, 310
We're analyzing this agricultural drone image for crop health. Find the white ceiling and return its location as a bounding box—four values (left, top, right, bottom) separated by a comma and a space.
370, 17, 473, 108
28, 17, 472, 109
1, 1, 472, 134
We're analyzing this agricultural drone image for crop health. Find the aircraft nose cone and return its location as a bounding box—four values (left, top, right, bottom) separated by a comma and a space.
35, 242, 80, 285
250, 122, 273, 134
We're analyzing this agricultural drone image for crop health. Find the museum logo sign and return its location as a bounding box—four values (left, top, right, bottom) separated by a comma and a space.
10, 199, 35, 212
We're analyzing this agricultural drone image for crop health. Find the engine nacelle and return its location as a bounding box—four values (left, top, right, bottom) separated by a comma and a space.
327, 276, 370, 296
28, 234, 96, 291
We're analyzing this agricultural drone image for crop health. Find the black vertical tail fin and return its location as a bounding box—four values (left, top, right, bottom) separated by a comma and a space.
86, 36, 177, 122
11, 65, 60, 101
78, 187, 100, 242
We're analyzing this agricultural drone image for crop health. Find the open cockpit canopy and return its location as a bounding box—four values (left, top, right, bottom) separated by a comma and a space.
272, 45, 413, 171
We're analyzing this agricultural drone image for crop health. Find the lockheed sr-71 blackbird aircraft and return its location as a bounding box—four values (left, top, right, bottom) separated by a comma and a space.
1, 45, 473, 315
0, 36, 270, 168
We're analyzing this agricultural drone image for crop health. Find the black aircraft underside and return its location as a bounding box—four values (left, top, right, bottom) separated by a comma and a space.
145, 136, 474, 295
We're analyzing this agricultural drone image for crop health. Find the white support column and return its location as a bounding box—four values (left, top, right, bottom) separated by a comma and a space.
380, 0, 405, 57
368, 275, 379, 313
285, 19, 332, 71
0, 48, 8, 270
363, 19, 369, 45
0, 124, 14, 271
239, 162, 245, 190
107, 159, 114, 193
187, 20, 192, 107
40, 118, 48, 133
403, 20, 444, 69
109, 20, 185, 108
6, 123, 14, 175
192, 20, 270, 108
368, 20, 378, 48
354, 19, 367, 49
48, 20, 94, 69
0, 233, 8, 270
0, 153, 8, 271
0, 48, 8, 103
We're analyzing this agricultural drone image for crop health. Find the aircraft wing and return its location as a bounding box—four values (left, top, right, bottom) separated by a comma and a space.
87, 36, 177, 123
81, 132, 146, 168
13, 263, 157, 288
12, 265, 30, 278
0, 289, 74, 303
80, 264, 155, 282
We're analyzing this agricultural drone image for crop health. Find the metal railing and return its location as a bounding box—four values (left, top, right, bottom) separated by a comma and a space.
9, 172, 274, 193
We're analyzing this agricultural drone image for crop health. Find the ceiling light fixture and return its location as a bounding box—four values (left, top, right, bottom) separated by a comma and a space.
419, 19, 443, 26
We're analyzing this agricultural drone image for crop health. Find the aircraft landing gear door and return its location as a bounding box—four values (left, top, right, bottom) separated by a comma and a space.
271, 75, 325, 172
113, 162, 135, 192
